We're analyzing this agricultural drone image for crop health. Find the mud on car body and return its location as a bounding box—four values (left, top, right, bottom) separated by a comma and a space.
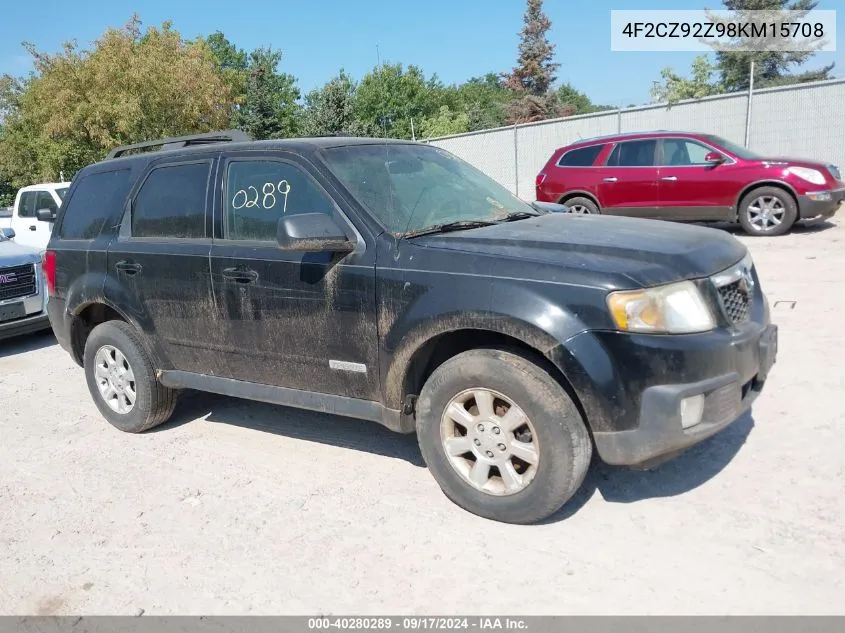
45, 131, 778, 524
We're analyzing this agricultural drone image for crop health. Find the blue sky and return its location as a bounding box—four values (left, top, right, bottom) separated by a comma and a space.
0, 0, 842, 107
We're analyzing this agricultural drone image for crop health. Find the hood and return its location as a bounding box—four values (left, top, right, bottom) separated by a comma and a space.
0, 239, 42, 266
412, 213, 747, 288
756, 156, 840, 173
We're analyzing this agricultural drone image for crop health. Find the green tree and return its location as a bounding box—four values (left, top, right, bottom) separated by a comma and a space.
710, 0, 834, 91
453, 73, 513, 131
302, 70, 371, 137
556, 83, 616, 114
651, 54, 722, 103
354, 62, 442, 139
0, 16, 233, 188
418, 105, 470, 139
234, 47, 301, 140
203, 31, 248, 110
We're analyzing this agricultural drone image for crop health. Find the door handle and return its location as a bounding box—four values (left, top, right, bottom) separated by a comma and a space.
661, 176, 678, 181
115, 260, 142, 275
29, 225, 37, 231
222, 267, 259, 284
602, 177, 618, 183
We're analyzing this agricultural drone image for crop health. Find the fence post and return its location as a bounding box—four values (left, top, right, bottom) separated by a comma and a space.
617, 108, 622, 134
513, 123, 520, 197
745, 59, 755, 147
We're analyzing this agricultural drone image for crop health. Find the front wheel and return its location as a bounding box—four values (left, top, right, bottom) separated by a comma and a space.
737, 187, 797, 236
415, 348, 592, 524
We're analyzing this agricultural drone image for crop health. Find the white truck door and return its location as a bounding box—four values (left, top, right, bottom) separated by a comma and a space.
14, 189, 56, 251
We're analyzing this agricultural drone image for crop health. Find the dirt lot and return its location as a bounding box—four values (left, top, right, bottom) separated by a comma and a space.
1, 219, 844, 616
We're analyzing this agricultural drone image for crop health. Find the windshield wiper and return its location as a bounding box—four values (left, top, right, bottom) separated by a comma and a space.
403, 220, 497, 239
497, 210, 539, 222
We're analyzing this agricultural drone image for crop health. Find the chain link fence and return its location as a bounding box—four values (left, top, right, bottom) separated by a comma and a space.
426, 78, 845, 199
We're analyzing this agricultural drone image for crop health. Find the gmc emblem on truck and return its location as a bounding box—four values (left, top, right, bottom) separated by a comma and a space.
0, 272, 18, 284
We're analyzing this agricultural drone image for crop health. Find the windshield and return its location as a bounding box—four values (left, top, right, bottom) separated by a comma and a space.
703, 135, 762, 160
55, 186, 70, 201
321, 143, 538, 236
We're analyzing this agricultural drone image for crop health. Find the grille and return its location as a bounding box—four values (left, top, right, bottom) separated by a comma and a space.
716, 279, 751, 324
0, 263, 37, 302
829, 164, 841, 181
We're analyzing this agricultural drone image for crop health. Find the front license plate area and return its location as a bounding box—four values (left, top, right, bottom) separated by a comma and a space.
0, 302, 26, 323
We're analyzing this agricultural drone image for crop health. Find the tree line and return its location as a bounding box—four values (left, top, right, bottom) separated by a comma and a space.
0, 0, 834, 205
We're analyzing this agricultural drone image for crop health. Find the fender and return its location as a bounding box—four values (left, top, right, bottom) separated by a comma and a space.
380, 277, 600, 409
735, 179, 799, 216
67, 272, 171, 369
559, 189, 601, 207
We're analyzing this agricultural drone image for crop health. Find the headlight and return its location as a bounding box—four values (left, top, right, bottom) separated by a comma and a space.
607, 280, 716, 334
786, 166, 826, 185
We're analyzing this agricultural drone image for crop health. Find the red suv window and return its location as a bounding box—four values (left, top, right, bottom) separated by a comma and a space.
558, 144, 605, 167
606, 140, 657, 167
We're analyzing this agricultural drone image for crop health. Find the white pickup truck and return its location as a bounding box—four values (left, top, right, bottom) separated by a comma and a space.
0, 182, 70, 251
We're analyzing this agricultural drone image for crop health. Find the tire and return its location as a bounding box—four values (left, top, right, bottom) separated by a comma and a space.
83, 320, 177, 433
562, 196, 600, 215
415, 348, 592, 524
737, 186, 797, 236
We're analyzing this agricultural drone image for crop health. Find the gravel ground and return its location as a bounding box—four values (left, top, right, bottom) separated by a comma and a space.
1, 218, 844, 615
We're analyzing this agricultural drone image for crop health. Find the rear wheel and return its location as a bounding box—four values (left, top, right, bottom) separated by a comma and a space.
83, 320, 176, 433
562, 196, 600, 215
415, 348, 592, 524
737, 186, 797, 236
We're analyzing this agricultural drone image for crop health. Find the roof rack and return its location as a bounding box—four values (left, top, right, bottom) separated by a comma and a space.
105, 129, 252, 160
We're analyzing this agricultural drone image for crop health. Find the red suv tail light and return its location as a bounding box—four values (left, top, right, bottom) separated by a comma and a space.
43, 250, 57, 296
536, 172, 547, 186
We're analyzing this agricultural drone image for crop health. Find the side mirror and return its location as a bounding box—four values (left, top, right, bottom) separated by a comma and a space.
277, 213, 354, 253
704, 151, 725, 164
530, 201, 570, 214
37, 208, 56, 222
1, 227, 15, 239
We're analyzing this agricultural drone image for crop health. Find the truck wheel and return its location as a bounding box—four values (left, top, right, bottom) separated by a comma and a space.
737, 187, 797, 236
83, 320, 176, 433
562, 196, 600, 215
415, 348, 592, 524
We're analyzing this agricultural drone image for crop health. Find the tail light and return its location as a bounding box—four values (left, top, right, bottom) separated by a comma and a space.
43, 250, 56, 296
536, 172, 547, 186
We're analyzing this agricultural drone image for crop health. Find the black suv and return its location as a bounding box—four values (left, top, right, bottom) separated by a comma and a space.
45, 131, 778, 524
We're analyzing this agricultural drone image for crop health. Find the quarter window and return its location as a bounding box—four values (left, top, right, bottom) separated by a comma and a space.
59, 169, 132, 240
606, 140, 657, 167
132, 162, 210, 239
225, 160, 335, 241
558, 145, 605, 167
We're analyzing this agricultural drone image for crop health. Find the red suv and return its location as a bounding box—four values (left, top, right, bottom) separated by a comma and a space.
536, 131, 844, 236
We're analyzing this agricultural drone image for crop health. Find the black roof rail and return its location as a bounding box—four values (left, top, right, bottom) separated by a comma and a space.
105, 129, 252, 160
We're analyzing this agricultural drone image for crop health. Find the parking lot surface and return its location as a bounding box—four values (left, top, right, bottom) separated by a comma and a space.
1, 220, 844, 615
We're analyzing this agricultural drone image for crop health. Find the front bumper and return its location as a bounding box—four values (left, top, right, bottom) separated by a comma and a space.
0, 311, 50, 340
797, 187, 845, 219
552, 319, 778, 467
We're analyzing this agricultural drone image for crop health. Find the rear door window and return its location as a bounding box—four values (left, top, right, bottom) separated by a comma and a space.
132, 162, 211, 239
58, 169, 132, 240
558, 144, 605, 167
606, 140, 658, 167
